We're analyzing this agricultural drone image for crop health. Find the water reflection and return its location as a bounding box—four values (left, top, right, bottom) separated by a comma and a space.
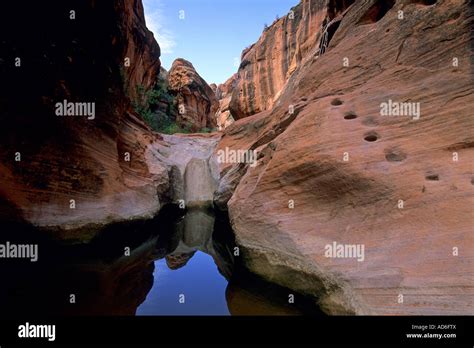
137, 208, 232, 315
0, 207, 323, 316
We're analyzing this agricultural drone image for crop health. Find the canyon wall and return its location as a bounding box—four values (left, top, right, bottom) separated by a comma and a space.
167, 58, 219, 131
215, 74, 238, 130
216, 0, 474, 314
0, 0, 169, 242
216, 74, 238, 100
121, 0, 162, 101
229, 0, 350, 119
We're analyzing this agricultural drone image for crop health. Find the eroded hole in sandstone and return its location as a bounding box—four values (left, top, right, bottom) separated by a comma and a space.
319, 19, 342, 55
446, 11, 461, 22
357, 0, 396, 25
344, 112, 357, 120
364, 132, 379, 142
327, 0, 356, 19
425, 174, 439, 181
319, 0, 356, 55
411, 0, 437, 5
331, 98, 343, 106
326, 20, 341, 47
471, 177, 474, 185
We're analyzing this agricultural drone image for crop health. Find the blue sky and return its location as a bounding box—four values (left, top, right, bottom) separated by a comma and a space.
143, 0, 298, 84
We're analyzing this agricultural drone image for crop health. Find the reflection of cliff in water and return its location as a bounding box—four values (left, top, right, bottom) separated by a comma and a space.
0, 206, 235, 316
0, 206, 323, 316
165, 207, 234, 279
0, 232, 157, 316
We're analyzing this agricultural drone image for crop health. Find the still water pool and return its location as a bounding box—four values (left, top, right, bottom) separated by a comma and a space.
0, 207, 323, 316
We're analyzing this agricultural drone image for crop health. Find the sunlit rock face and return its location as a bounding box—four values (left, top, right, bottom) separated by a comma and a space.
216, 96, 235, 131
215, 74, 238, 130
167, 58, 219, 131
216, 74, 238, 101
0, 0, 168, 242
217, 0, 474, 315
229, 0, 337, 120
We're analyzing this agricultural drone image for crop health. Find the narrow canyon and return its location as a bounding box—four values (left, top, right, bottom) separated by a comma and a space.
0, 0, 472, 316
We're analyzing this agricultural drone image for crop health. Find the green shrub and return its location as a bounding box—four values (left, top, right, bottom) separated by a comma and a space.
132, 83, 214, 135
132, 83, 180, 134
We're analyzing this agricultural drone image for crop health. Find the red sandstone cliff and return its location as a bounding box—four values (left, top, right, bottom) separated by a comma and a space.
229, 0, 349, 119
167, 58, 219, 131
215, 0, 474, 315
0, 0, 169, 242
121, 0, 162, 101
216, 74, 238, 100
215, 74, 238, 130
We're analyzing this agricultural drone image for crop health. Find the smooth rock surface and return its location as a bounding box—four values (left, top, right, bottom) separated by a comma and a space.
152, 133, 221, 207
219, 0, 474, 315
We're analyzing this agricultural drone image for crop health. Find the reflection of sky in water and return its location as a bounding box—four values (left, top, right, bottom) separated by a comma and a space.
137, 251, 230, 316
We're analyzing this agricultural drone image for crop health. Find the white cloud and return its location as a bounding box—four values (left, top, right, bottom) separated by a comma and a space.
143, 0, 176, 54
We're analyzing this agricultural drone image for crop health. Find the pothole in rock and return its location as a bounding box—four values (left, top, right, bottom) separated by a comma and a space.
425, 173, 440, 181
364, 132, 380, 142
344, 112, 358, 120
331, 98, 343, 106
411, 0, 437, 5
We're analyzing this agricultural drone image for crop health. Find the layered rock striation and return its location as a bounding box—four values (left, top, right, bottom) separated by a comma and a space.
121, 0, 162, 101
229, 0, 349, 119
215, 74, 238, 130
0, 0, 168, 241
216, 0, 474, 315
167, 58, 219, 131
